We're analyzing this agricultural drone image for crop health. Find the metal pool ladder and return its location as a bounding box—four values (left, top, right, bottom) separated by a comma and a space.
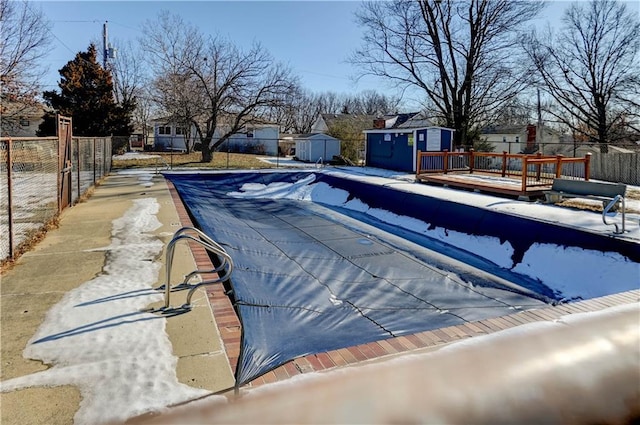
157, 226, 233, 311
602, 195, 626, 234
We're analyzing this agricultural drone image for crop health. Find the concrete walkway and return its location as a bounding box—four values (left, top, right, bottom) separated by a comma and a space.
0, 171, 234, 424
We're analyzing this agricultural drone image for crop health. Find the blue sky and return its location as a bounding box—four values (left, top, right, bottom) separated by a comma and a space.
36, 1, 379, 94
33, 1, 637, 104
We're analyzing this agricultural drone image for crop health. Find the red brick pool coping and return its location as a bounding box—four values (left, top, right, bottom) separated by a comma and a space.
167, 179, 640, 388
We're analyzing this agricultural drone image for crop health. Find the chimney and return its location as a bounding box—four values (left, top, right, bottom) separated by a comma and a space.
526, 124, 536, 148
373, 118, 386, 129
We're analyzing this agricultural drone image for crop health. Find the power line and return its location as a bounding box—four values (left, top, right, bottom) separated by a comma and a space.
22, 2, 87, 58
109, 20, 143, 32
50, 20, 102, 23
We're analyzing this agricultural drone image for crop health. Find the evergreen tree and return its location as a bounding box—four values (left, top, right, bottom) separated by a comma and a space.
37, 44, 133, 137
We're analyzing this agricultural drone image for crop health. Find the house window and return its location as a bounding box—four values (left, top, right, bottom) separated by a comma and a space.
158, 126, 171, 135
246, 128, 254, 138
502, 136, 507, 143
175, 127, 186, 135
19, 117, 29, 127
515, 136, 520, 143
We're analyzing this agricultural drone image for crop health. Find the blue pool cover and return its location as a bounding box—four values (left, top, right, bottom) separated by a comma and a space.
165, 171, 640, 386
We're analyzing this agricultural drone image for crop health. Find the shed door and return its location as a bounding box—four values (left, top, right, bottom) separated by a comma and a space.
58, 115, 73, 211
389, 134, 414, 172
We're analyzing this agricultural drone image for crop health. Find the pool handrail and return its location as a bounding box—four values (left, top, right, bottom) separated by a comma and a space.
602, 194, 626, 234
159, 226, 234, 310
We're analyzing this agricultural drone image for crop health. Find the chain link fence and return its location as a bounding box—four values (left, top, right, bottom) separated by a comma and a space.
1, 136, 112, 262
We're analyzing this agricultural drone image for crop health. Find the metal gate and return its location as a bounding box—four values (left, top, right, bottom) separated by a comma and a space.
58, 115, 72, 212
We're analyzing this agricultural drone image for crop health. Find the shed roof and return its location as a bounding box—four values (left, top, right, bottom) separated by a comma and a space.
296, 133, 340, 141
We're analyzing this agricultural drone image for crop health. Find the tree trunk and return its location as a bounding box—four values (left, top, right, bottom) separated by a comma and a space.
201, 141, 213, 162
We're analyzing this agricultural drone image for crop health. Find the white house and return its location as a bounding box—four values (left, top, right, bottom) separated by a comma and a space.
223, 124, 279, 155
152, 120, 279, 155
294, 133, 341, 163
152, 119, 191, 152
480, 124, 561, 154
0, 101, 49, 137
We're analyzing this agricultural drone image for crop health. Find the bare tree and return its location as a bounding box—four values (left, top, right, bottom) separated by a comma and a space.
109, 39, 145, 107
350, 0, 543, 147
265, 87, 404, 135
0, 0, 51, 133
141, 11, 297, 162
491, 96, 535, 126
268, 86, 321, 134
342, 90, 401, 115
150, 71, 205, 153
523, 0, 640, 152
132, 88, 156, 147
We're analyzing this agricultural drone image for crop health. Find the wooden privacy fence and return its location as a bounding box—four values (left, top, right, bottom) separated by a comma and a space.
589, 152, 640, 186
416, 150, 591, 193
0, 116, 112, 262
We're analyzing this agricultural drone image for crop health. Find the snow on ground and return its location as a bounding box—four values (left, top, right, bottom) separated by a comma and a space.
0, 172, 58, 259
112, 152, 161, 160
1, 169, 125, 261
228, 168, 640, 300
0, 196, 218, 424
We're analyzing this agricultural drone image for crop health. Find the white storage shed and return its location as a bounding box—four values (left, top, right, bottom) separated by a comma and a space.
295, 133, 341, 163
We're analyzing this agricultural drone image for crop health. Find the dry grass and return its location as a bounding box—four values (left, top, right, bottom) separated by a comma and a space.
112, 152, 274, 170
0, 215, 60, 274
625, 186, 640, 201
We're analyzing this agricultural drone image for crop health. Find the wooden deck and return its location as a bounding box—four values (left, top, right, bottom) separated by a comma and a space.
416, 171, 552, 200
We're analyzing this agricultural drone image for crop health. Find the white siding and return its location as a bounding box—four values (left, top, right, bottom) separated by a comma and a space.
295, 134, 341, 162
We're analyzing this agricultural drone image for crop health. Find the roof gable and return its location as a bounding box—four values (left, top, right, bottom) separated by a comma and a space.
296, 132, 339, 141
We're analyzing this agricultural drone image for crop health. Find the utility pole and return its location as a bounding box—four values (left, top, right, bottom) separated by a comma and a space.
102, 21, 115, 69
103, 21, 108, 69
537, 88, 544, 149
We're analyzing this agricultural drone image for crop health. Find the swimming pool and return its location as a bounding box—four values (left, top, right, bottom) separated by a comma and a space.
166, 170, 640, 386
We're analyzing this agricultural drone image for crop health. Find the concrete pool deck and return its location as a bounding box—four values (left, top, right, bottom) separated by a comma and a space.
1, 171, 235, 424
1, 169, 638, 424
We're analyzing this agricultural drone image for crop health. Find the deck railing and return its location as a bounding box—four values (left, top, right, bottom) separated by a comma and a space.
416, 150, 591, 192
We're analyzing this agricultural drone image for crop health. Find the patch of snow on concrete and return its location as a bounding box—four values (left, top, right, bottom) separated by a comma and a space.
0, 198, 210, 424
113, 152, 160, 160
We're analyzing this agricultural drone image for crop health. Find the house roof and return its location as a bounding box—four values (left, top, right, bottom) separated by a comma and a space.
319, 114, 377, 128
0, 100, 50, 118
480, 124, 529, 135
295, 133, 340, 141
480, 123, 562, 136
150, 113, 278, 127
363, 112, 454, 132
395, 112, 433, 129
319, 112, 420, 131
